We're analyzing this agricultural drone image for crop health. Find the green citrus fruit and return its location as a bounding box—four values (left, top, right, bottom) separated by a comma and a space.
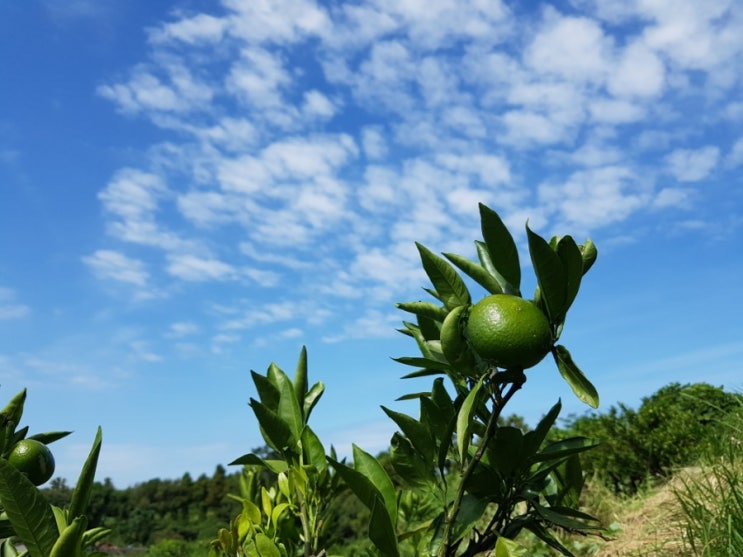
465, 294, 552, 369
8, 439, 55, 486
440, 305, 469, 365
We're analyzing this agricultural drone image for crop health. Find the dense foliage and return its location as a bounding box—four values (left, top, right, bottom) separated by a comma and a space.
556, 382, 743, 494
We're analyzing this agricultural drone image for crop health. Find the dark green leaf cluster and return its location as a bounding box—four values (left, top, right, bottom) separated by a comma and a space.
557, 382, 743, 494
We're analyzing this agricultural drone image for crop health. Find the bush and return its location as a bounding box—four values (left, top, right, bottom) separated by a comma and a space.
563, 383, 742, 494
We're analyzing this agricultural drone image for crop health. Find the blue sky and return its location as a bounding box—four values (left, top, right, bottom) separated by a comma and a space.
1, 0, 742, 488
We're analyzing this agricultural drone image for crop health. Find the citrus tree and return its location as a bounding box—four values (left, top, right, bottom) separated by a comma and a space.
0, 388, 108, 557
213, 203, 602, 557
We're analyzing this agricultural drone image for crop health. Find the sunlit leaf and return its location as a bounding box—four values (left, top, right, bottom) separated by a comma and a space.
396, 301, 448, 322
527, 223, 566, 324
293, 347, 308, 420
68, 426, 103, 521
0, 459, 57, 557
552, 345, 599, 408
457, 377, 483, 462
443, 252, 503, 295
416, 243, 471, 310
479, 203, 521, 292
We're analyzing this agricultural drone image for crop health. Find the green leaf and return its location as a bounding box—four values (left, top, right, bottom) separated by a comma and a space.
0, 458, 58, 557
352, 445, 397, 523
533, 436, 600, 463
495, 537, 528, 557
368, 496, 400, 557
0, 389, 26, 428
255, 533, 282, 557
534, 504, 601, 531
457, 378, 483, 461
26, 432, 72, 446
68, 426, 103, 521
415, 243, 471, 310
475, 241, 519, 296
301, 426, 327, 473
527, 223, 566, 324
552, 345, 599, 408
443, 252, 503, 295
396, 302, 448, 322
417, 314, 441, 342
228, 453, 289, 474
381, 407, 434, 463
490, 426, 525, 478
479, 203, 521, 292
249, 399, 294, 453
451, 495, 488, 544
400, 368, 446, 380
392, 357, 452, 372
579, 239, 597, 275
50, 515, 86, 557
275, 368, 303, 442
523, 400, 562, 457
389, 433, 435, 488
303, 382, 324, 421
293, 347, 308, 420
251, 371, 280, 412
555, 236, 583, 322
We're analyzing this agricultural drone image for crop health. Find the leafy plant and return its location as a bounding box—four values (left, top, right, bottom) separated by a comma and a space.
0, 388, 108, 557
215, 203, 604, 557
210, 348, 344, 557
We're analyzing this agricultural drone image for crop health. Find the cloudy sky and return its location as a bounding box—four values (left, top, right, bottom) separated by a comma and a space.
1, 0, 742, 487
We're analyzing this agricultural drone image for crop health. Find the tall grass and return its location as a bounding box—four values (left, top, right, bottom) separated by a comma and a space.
673, 395, 743, 556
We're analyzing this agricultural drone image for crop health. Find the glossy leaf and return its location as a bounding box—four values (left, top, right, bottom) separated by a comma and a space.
479, 203, 521, 292
293, 347, 308, 419
228, 453, 289, 474
0, 458, 57, 557
393, 356, 452, 372
475, 241, 518, 296
417, 314, 441, 342
68, 426, 103, 521
396, 301, 448, 322
352, 445, 397, 523
443, 252, 502, 295
303, 381, 324, 421
390, 433, 435, 488
275, 368, 303, 442
456, 377, 483, 461
415, 243, 471, 310
301, 426, 327, 473
527, 223, 566, 324
580, 239, 598, 275
249, 399, 294, 453
552, 345, 599, 408
555, 236, 583, 322
26, 432, 72, 446
251, 372, 280, 412
368, 496, 400, 557
382, 407, 434, 463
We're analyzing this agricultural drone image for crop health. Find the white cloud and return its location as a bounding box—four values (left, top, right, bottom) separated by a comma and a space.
608, 40, 666, 98
148, 13, 227, 44
538, 166, 650, 230
665, 146, 720, 182
82, 250, 149, 287
524, 9, 613, 84
166, 254, 236, 282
